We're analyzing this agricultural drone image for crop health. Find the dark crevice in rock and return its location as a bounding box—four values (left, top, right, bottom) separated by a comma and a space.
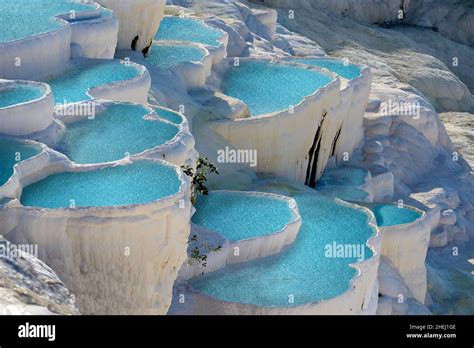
131, 35, 139, 51
305, 111, 327, 188
331, 125, 343, 156
142, 40, 153, 58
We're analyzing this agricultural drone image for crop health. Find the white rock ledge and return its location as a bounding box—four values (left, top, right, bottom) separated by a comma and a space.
96, 0, 166, 52
0, 25, 72, 81
0, 156, 192, 315
0, 81, 54, 136
69, 11, 119, 59
361, 203, 433, 303
149, 41, 213, 90
199, 18, 229, 65
178, 190, 301, 281
173, 201, 381, 315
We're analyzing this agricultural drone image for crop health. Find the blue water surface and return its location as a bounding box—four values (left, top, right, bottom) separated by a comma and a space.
222, 60, 334, 116
147, 43, 206, 70
45, 60, 141, 104
370, 204, 421, 227
57, 104, 179, 164
21, 161, 181, 208
290, 58, 361, 80
153, 107, 184, 125
192, 191, 294, 241
0, 0, 96, 43
190, 186, 374, 307
155, 16, 223, 47
0, 85, 45, 108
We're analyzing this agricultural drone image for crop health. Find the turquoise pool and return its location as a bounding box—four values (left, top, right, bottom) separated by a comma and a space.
45, 60, 141, 104
316, 166, 370, 202
147, 43, 206, 70
153, 107, 184, 125
0, 138, 42, 186
317, 186, 369, 202
192, 191, 294, 242
289, 58, 362, 80
57, 104, 179, 164
222, 60, 334, 116
318, 166, 368, 188
155, 16, 223, 47
369, 204, 422, 227
0, 0, 96, 43
0, 84, 45, 108
21, 161, 181, 208
189, 186, 374, 307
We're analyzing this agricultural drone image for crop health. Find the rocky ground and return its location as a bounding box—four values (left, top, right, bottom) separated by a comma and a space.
0, 237, 78, 315
440, 112, 474, 169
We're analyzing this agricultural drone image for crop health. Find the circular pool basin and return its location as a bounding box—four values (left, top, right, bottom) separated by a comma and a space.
0, 137, 43, 186
0, 0, 97, 44
289, 58, 362, 80
0, 83, 45, 108
189, 188, 375, 307
192, 191, 295, 242
155, 16, 224, 47
316, 166, 370, 201
57, 104, 179, 164
147, 43, 207, 70
318, 166, 368, 188
45, 59, 142, 104
221, 60, 334, 116
368, 203, 422, 227
21, 161, 182, 209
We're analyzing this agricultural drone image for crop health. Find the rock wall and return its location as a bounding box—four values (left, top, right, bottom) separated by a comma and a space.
377, 205, 434, 303
209, 58, 371, 185
0, 157, 192, 315
377, 256, 431, 315
403, 1, 474, 47
96, 0, 166, 52
70, 13, 119, 59
0, 236, 79, 315
261, 0, 474, 48
259, 0, 403, 24
0, 26, 72, 80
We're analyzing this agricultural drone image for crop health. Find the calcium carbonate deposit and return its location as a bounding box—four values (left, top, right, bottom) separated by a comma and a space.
0, 0, 472, 318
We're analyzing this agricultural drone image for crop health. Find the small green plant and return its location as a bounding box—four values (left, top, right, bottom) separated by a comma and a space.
181, 157, 219, 205
188, 234, 222, 269
182, 158, 221, 268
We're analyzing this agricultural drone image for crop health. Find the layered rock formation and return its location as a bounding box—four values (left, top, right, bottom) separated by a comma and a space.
96, 0, 166, 52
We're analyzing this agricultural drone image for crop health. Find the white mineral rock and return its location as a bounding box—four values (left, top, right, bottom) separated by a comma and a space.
96, 0, 165, 52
